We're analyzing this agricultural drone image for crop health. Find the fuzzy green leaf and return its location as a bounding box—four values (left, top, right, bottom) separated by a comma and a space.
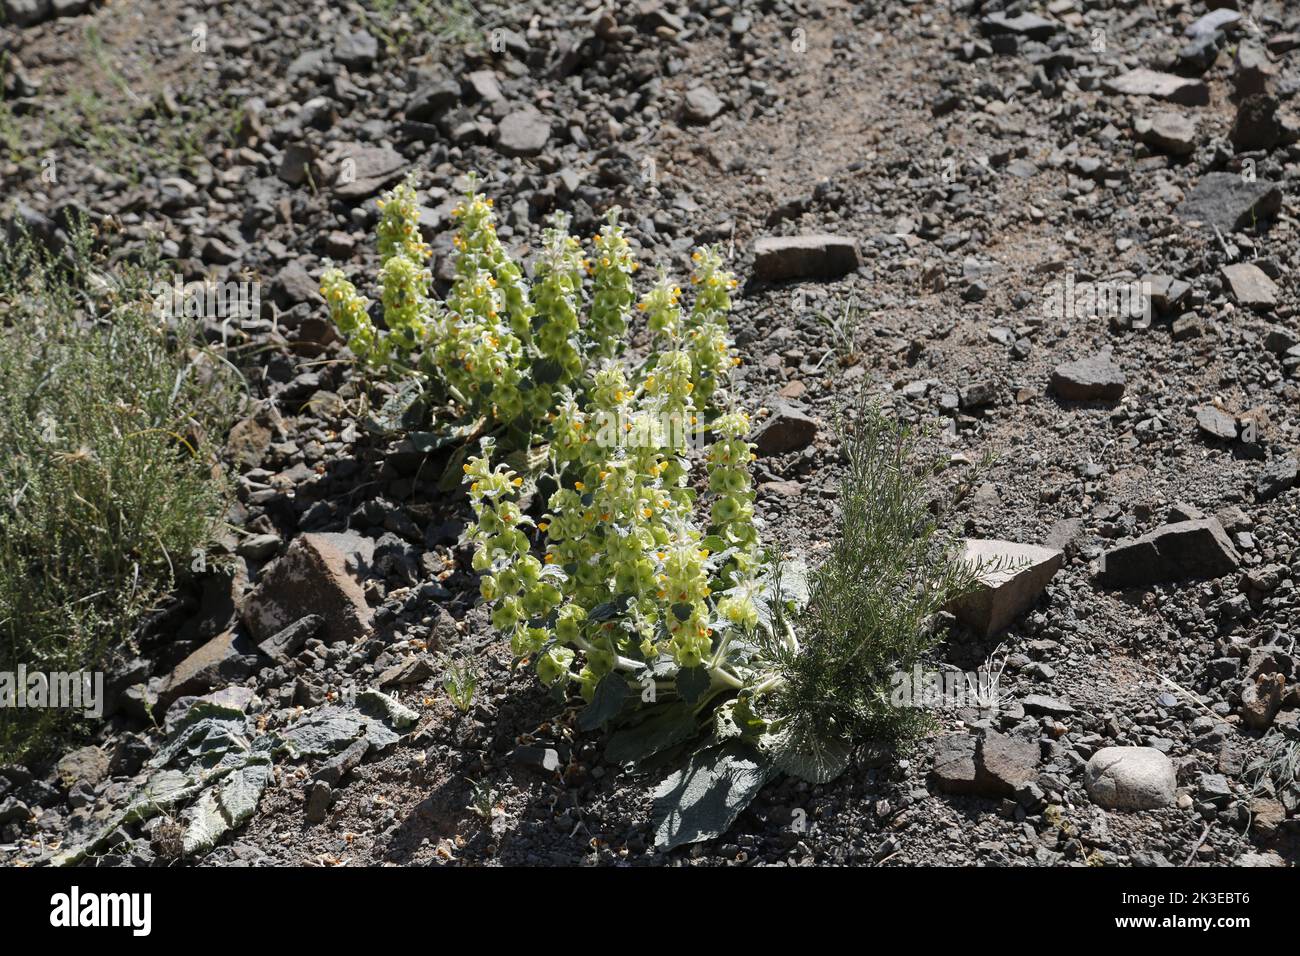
651, 741, 774, 850
674, 666, 710, 704
579, 674, 628, 731
605, 703, 699, 766
763, 717, 852, 785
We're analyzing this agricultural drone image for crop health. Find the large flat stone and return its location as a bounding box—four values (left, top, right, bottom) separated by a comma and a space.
975, 731, 1040, 796
1099, 518, 1240, 587
330, 145, 409, 200
929, 735, 979, 795
1221, 262, 1278, 310
157, 630, 260, 709
242, 532, 375, 644
1103, 69, 1209, 106
1177, 172, 1282, 233
496, 109, 551, 157
752, 235, 862, 282
1050, 353, 1126, 402
951, 539, 1063, 637
1134, 111, 1198, 156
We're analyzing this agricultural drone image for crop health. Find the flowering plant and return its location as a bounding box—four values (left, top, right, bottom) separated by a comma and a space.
322, 174, 982, 850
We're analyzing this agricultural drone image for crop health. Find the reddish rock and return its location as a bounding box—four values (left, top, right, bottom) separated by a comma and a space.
242, 532, 375, 645
157, 630, 259, 709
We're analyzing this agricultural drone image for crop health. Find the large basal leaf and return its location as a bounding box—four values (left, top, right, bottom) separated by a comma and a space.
604, 703, 699, 766
181, 789, 230, 857
357, 689, 419, 730
218, 757, 273, 827
651, 741, 775, 850
764, 718, 852, 785
578, 673, 628, 731
674, 666, 711, 704
408, 414, 484, 453
363, 379, 426, 434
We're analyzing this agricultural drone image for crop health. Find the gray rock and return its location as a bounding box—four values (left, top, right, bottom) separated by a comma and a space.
257, 614, 324, 663
951, 539, 1063, 637
1221, 262, 1278, 309
377, 655, 435, 687
754, 401, 819, 455
1177, 172, 1282, 232
1185, 8, 1242, 40
975, 731, 1039, 797
512, 746, 562, 773
1177, 32, 1222, 75
3, 0, 52, 27
929, 735, 979, 795
753, 234, 862, 281
466, 69, 504, 103
1103, 69, 1209, 106
277, 143, 314, 187
1264, 326, 1299, 354
1233, 42, 1277, 97
405, 76, 461, 122
0, 796, 30, 825
979, 12, 1057, 41
1134, 111, 1197, 156
496, 109, 550, 157
1241, 675, 1285, 730
1230, 94, 1298, 153
304, 781, 333, 823
1256, 456, 1297, 502
334, 31, 379, 71
271, 261, 323, 310
330, 145, 408, 201
313, 737, 370, 787
55, 746, 109, 789
1100, 518, 1241, 586
156, 630, 259, 709
1020, 694, 1075, 718
236, 532, 282, 562
1143, 274, 1191, 313
1085, 747, 1176, 810
683, 86, 725, 123
1196, 405, 1238, 442
1050, 353, 1126, 402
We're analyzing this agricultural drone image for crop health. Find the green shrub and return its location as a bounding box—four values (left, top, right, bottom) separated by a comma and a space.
0, 225, 239, 759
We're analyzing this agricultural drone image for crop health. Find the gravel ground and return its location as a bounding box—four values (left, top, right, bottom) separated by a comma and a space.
1, 0, 1297, 868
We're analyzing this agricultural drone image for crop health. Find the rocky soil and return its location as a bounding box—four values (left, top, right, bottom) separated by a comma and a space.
1, 0, 1298, 867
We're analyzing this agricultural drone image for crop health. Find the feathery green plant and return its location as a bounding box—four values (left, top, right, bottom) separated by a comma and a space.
0, 223, 238, 759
